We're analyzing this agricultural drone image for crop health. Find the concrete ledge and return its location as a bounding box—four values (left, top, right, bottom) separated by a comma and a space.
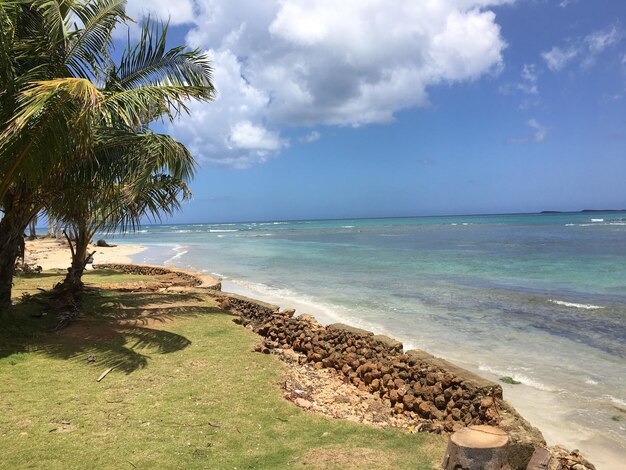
327, 323, 374, 336
406, 349, 496, 391
371, 334, 403, 352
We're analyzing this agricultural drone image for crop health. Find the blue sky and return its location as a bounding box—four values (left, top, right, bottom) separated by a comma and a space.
122, 0, 625, 223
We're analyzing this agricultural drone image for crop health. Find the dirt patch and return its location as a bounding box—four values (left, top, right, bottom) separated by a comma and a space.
49, 421, 79, 433
58, 321, 119, 343
295, 447, 390, 469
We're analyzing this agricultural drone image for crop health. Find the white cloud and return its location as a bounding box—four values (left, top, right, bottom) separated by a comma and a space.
498, 64, 539, 108
125, 0, 195, 26
508, 118, 548, 144
126, 0, 510, 167
542, 25, 623, 72
585, 26, 621, 53
542, 46, 580, 71
300, 131, 321, 144
518, 63, 539, 94
229, 121, 283, 151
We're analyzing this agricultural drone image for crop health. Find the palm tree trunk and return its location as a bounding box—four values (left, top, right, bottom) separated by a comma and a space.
58, 225, 94, 295
0, 193, 30, 309
28, 217, 37, 240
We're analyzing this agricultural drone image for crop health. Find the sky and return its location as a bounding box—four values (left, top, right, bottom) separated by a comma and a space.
119, 0, 626, 223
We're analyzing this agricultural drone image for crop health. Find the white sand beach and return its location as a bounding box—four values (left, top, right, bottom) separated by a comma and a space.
23, 238, 145, 271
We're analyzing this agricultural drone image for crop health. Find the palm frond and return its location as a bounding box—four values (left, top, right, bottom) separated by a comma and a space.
114, 19, 214, 92
101, 83, 213, 126
0, 77, 101, 197
65, 0, 128, 78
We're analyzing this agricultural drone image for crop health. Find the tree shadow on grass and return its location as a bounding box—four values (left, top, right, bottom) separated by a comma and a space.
0, 287, 228, 374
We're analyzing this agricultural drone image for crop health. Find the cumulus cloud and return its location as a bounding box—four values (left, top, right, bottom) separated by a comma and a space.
542, 25, 623, 72
126, 0, 510, 167
508, 119, 548, 144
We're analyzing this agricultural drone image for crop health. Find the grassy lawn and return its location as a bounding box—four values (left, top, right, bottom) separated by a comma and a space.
1, 270, 446, 469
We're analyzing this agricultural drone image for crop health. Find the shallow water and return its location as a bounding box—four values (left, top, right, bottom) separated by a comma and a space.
111, 212, 626, 469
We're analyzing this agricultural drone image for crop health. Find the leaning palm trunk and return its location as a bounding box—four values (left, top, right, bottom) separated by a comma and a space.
52, 224, 95, 328
56, 224, 95, 295
0, 192, 32, 309
0, 223, 24, 310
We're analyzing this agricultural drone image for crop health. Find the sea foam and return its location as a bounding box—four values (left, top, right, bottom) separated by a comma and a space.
549, 299, 604, 310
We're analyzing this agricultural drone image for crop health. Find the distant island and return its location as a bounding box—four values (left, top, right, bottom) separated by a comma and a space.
540, 209, 626, 214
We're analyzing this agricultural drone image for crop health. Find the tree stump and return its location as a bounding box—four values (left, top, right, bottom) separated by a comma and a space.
443, 425, 510, 470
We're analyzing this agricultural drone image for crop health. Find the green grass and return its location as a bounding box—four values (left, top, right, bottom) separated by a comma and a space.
0, 270, 446, 469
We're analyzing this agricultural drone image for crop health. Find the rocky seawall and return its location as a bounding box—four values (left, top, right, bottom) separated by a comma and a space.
94, 263, 222, 290
212, 290, 596, 470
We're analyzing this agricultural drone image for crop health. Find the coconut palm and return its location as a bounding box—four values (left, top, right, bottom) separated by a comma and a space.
0, 0, 129, 308
50, 168, 191, 327
50, 129, 195, 295
0, 1, 214, 309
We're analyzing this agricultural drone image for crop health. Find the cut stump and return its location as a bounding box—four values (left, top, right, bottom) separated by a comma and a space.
443, 425, 510, 470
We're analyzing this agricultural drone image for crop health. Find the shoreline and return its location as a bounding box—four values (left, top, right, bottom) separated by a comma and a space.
217, 276, 624, 470
22, 239, 611, 469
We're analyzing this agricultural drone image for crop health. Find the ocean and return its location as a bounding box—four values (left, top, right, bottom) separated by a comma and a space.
109, 212, 626, 468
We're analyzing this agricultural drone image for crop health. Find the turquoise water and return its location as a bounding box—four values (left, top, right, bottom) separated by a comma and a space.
111, 212, 626, 467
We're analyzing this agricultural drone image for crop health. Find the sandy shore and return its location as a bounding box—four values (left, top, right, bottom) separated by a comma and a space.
24, 238, 146, 271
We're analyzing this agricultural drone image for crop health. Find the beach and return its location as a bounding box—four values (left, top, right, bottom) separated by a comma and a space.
23, 238, 146, 271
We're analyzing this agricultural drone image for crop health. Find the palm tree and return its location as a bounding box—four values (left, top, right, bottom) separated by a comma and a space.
0, 0, 129, 308
50, 130, 194, 298
50, 171, 191, 328
0, 1, 214, 309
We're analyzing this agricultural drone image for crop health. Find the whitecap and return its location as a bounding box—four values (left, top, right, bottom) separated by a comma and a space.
341, 225, 355, 228
605, 395, 626, 408
549, 299, 604, 310
164, 246, 188, 264
591, 218, 604, 222
209, 229, 238, 233
477, 364, 556, 392
170, 250, 188, 260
